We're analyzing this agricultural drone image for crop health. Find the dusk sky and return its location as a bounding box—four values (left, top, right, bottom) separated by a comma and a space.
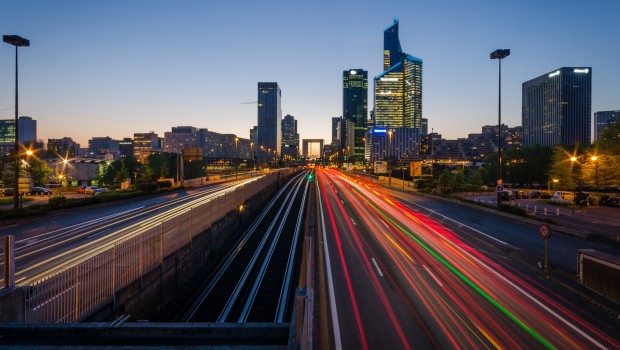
2, 0, 619, 148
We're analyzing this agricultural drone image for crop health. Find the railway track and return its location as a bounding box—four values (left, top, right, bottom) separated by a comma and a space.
182, 171, 309, 323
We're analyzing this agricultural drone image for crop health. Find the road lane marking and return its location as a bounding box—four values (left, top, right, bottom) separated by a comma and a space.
340, 199, 344, 205
423, 265, 444, 287
350, 218, 357, 225
407, 201, 518, 250
317, 181, 343, 350
371, 258, 384, 277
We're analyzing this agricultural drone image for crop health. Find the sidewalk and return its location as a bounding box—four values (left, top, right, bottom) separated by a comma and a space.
359, 174, 620, 248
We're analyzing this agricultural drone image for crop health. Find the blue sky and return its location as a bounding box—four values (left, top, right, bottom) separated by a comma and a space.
2, 0, 619, 148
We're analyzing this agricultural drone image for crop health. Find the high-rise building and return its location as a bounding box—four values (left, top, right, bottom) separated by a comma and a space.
281, 114, 299, 158
118, 138, 134, 159
373, 19, 423, 161
594, 110, 619, 141
164, 126, 199, 154
257, 82, 282, 162
47, 137, 80, 158
331, 117, 341, 147
522, 67, 592, 147
133, 132, 160, 162
0, 116, 37, 156
343, 69, 368, 161
87, 137, 120, 158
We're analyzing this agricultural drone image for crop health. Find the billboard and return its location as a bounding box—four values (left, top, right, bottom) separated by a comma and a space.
374, 161, 388, 174
410, 161, 422, 177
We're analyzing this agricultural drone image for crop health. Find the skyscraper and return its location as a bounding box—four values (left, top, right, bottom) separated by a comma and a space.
331, 117, 341, 147
594, 110, 619, 141
257, 82, 282, 162
0, 116, 37, 156
343, 69, 368, 161
373, 19, 423, 161
281, 114, 299, 158
522, 67, 592, 147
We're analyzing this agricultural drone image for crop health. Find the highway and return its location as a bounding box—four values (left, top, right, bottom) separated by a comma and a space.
317, 168, 619, 349
0, 178, 260, 286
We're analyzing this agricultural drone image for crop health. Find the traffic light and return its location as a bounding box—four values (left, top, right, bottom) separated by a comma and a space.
307, 173, 314, 181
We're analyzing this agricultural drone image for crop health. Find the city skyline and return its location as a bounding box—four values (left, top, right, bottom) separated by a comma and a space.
1, 1, 619, 147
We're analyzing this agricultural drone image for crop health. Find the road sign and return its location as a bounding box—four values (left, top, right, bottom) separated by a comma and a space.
496, 185, 504, 192
539, 224, 551, 239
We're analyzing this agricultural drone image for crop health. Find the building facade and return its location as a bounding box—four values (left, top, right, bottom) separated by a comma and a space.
47, 137, 80, 158
257, 82, 282, 162
343, 69, 368, 161
373, 19, 423, 161
281, 114, 299, 159
133, 132, 160, 162
594, 110, 619, 141
0, 116, 37, 156
522, 67, 592, 147
164, 126, 199, 154
87, 137, 119, 158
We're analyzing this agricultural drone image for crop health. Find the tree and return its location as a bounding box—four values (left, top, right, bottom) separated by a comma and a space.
116, 162, 130, 186
597, 122, 620, 155
468, 171, 483, 198
438, 169, 451, 194
548, 145, 576, 190
452, 171, 465, 193
25, 158, 53, 186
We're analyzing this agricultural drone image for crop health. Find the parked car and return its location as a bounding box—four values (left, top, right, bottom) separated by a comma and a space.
574, 192, 592, 206
529, 190, 551, 199
1, 188, 14, 196
606, 196, 620, 207
30, 186, 53, 195
76, 185, 88, 194
510, 190, 528, 199
500, 190, 514, 201
85, 186, 108, 195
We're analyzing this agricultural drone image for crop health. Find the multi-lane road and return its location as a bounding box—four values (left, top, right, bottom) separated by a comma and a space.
317, 168, 619, 349
0, 179, 255, 286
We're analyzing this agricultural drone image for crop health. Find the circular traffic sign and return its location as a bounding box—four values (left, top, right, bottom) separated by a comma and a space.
539, 224, 551, 239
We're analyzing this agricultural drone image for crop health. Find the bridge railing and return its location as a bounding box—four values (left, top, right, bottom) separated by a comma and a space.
19, 170, 292, 323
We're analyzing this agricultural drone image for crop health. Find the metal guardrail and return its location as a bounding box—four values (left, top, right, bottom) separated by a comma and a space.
16, 171, 290, 323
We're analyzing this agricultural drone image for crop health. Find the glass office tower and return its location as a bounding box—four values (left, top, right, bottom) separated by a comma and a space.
373, 19, 423, 161
281, 114, 299, 158
594, 110, 619, 141
522, 67, 592, 146
257, 82, 282, 162
343, 69, 368, 161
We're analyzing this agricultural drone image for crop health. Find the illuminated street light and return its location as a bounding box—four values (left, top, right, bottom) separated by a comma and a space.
4, 34, 30, 209
490, 48, 510, 208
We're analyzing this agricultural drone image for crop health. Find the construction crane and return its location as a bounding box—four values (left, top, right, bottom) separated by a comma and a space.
240, 101, 257, 104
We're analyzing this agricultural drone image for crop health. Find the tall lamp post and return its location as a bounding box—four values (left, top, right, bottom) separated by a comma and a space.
3, 35, 30, 209
490, 48, 510, 208
590, 156, 599, 193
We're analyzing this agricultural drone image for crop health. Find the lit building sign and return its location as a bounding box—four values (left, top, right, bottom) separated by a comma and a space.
573, 68, 589, 73
548, 70, 560, 78
372, 128, 388, 134
350, 70, 357, 74
380, 77, 399, 82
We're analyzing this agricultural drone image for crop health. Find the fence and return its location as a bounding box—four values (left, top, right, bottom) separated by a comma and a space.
19, 171, 289, 323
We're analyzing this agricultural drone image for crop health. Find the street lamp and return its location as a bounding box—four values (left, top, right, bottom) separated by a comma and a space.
4, 35, 30, 209
490, 48, 510, 208
590, 156, 599, 193
570, 156, 577, 214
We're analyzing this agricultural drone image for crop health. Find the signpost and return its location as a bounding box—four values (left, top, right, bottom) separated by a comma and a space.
539, 224, 552, 272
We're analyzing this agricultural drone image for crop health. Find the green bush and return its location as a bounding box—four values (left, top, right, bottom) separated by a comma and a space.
136, 183, 158, 191
48, 196, 68, 208
157, 180, 173, 189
